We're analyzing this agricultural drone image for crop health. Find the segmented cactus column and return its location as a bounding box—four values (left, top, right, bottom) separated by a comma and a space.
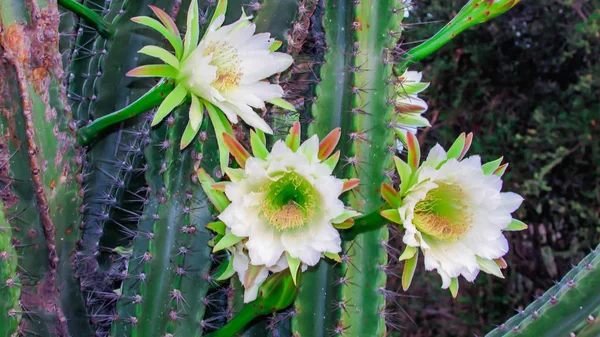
340, 0, 404, 335
0, 204, 20, 337
111, 1, 216, 336
0, 0, 93, 335
67, 1, 178, 330
293, 0, 355, 336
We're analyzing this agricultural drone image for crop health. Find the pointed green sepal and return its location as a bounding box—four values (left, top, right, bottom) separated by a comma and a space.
213, 251, 236, 281
505, 219, 528, 231
131, 16, 183, 58
286, 252, 301, 285
269, 40, 283, 52
152, 83, 187, 126
268, 97, 296, 112
399, 246, 418, 261
213, 233, 243, 252
206, 221, 226, 235
482, 157, 504, 175
324, 252, 342, 263
204, 102, 235, 173
402, 250, 419, 291
138, 46, 180, 68
250, 130, 269, 160
224, 167, 245, 182
446, 133, 466, 160
197, 168, 231, 212
381, 183, 400, 207
126, 64, 179, 78
285, 121, 301, 152
381, 209, 402, 225
323, 150, 340, 172
449, 278, 459, 298
476, 256, 504, 279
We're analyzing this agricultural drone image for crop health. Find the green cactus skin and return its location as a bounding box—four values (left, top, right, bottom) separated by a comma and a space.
486, 244, 600, 337
57, 0, 114, 38
110, 2, 217, 336
0, 204, 20, 337
338, 0, 405, 336
66, 1, 179, 333
293, 0, 355, 336
576, 309, 600, 337
1, 1, 95, 336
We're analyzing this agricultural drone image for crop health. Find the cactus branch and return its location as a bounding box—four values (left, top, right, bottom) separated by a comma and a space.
394, 0, 521, 74
58, 0, 114, 38
77, 79, 175, 146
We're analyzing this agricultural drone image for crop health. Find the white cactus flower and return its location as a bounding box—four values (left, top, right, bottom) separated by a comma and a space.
399, 143, 523, 288
179, 14, 293, 134
386, 133, 526, 295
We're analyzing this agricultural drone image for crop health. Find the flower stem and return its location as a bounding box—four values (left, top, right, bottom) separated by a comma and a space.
342, 210, 388, 240
58, 0, 114, 38
77, 79, 175, 146
203, 305, 258, 337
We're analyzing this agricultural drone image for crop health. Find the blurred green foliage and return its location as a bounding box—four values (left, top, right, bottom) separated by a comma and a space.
393, 1, 600, 335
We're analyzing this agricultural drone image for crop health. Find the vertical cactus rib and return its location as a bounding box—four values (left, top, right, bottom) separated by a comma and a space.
111, 2, 217, 336
292, 0, 354, 336
486, 244, 600, 337
1, 0, 95, 335
0, 204, 20, 337
339, 0, 404, 336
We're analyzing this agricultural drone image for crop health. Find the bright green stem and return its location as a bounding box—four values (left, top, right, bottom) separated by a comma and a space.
207, 272, 297, 337
485, 243, 600, 337
76, 79, 175, 146
206, 305, 259, 337
342, 210, 387, 241
0, 204, 20, 337
394, 0, 521, 74
58, 0, 114, 37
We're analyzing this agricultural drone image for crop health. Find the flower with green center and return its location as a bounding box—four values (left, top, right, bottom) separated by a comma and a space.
127, 0, 294, 152
200, 122, 360, 301
383, 132, 526, 296
394, 70, 430, 151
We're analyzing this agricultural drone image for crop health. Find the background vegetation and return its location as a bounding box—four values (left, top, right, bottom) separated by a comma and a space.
393, 1, 600, 335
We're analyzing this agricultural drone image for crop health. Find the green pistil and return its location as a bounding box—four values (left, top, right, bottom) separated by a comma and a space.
260, 172, 320, 231
413, 182, 472, 241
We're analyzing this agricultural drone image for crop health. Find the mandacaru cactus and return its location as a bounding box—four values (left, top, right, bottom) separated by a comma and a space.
0, 0, 597, 337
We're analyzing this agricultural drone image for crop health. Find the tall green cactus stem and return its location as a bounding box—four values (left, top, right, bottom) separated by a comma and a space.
67, 1, 178, 332
58, 0, 114, 38
486, 244, 600, 337
0, 204, 20, 337
293, 0, 354, 336
395, 0, 521, 74
0, 0, 94, 335
111, 2, 216, 336
338, 0, 405, 336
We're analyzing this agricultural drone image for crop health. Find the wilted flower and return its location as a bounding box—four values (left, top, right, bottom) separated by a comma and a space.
383, 132, 526, 296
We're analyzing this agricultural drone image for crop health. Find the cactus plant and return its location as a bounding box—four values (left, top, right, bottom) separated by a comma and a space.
0, 0, 597, 337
